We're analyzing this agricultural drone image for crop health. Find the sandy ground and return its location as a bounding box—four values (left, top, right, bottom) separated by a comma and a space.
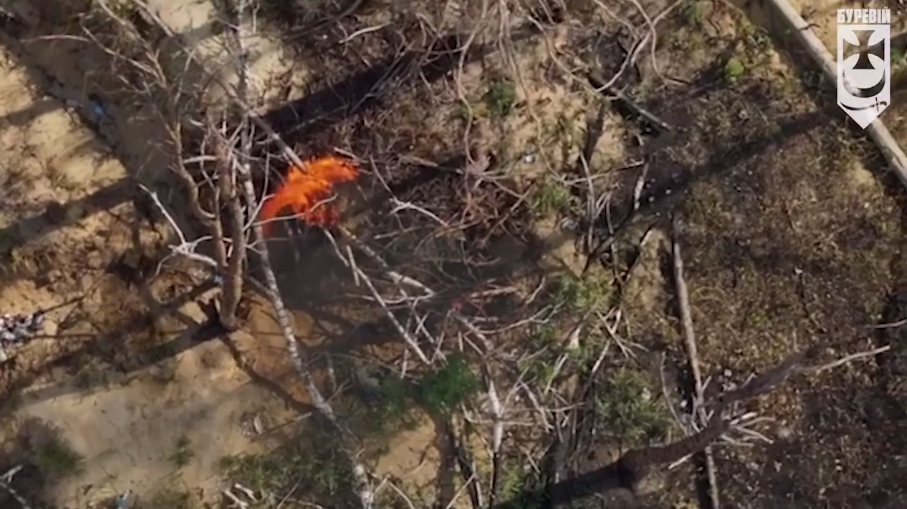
143, 0, 294, 106
17, 322, 297, 505
0, 41, 125, 253
0, 3, 299, 507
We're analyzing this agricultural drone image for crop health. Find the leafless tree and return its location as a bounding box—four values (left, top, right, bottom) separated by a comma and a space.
42, 0, 383, 506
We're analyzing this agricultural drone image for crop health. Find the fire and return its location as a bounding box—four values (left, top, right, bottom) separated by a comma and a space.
258, 155, 359, 234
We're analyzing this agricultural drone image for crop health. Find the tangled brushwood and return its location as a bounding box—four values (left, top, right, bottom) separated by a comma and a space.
0, 310, 46, 361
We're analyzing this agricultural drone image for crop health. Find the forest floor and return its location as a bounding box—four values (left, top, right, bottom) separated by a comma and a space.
0, 0, 904, 509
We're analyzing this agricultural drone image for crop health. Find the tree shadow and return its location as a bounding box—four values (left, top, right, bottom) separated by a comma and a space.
0, 6, 542, 289
0, 278, 219, 403
255, 100, 830, 360
588, 76, 830, 246
218, 332, 316, 416
0, 4, 205, 286
8, 278, 318, 427
1, 204, 302, 413
257, 26, 539, 151
0, 416, 85, 508
0, 97, 58, 126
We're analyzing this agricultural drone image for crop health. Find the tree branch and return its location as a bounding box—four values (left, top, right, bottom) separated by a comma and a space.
670, 226, 719, 509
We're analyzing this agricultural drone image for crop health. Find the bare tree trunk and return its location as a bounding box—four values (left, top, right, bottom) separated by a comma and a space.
210, 115, 247, 331
225, 0, 376, 506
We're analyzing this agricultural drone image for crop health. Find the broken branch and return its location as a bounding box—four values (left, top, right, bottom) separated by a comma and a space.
670, 227, 719, 509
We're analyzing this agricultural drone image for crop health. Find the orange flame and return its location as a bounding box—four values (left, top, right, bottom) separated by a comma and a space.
259, 156, 359, 235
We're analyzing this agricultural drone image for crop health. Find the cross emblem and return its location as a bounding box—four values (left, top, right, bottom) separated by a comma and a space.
844, 29, 884, 68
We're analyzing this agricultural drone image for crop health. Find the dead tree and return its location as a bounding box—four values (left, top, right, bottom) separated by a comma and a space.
55, 0, 381, 507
